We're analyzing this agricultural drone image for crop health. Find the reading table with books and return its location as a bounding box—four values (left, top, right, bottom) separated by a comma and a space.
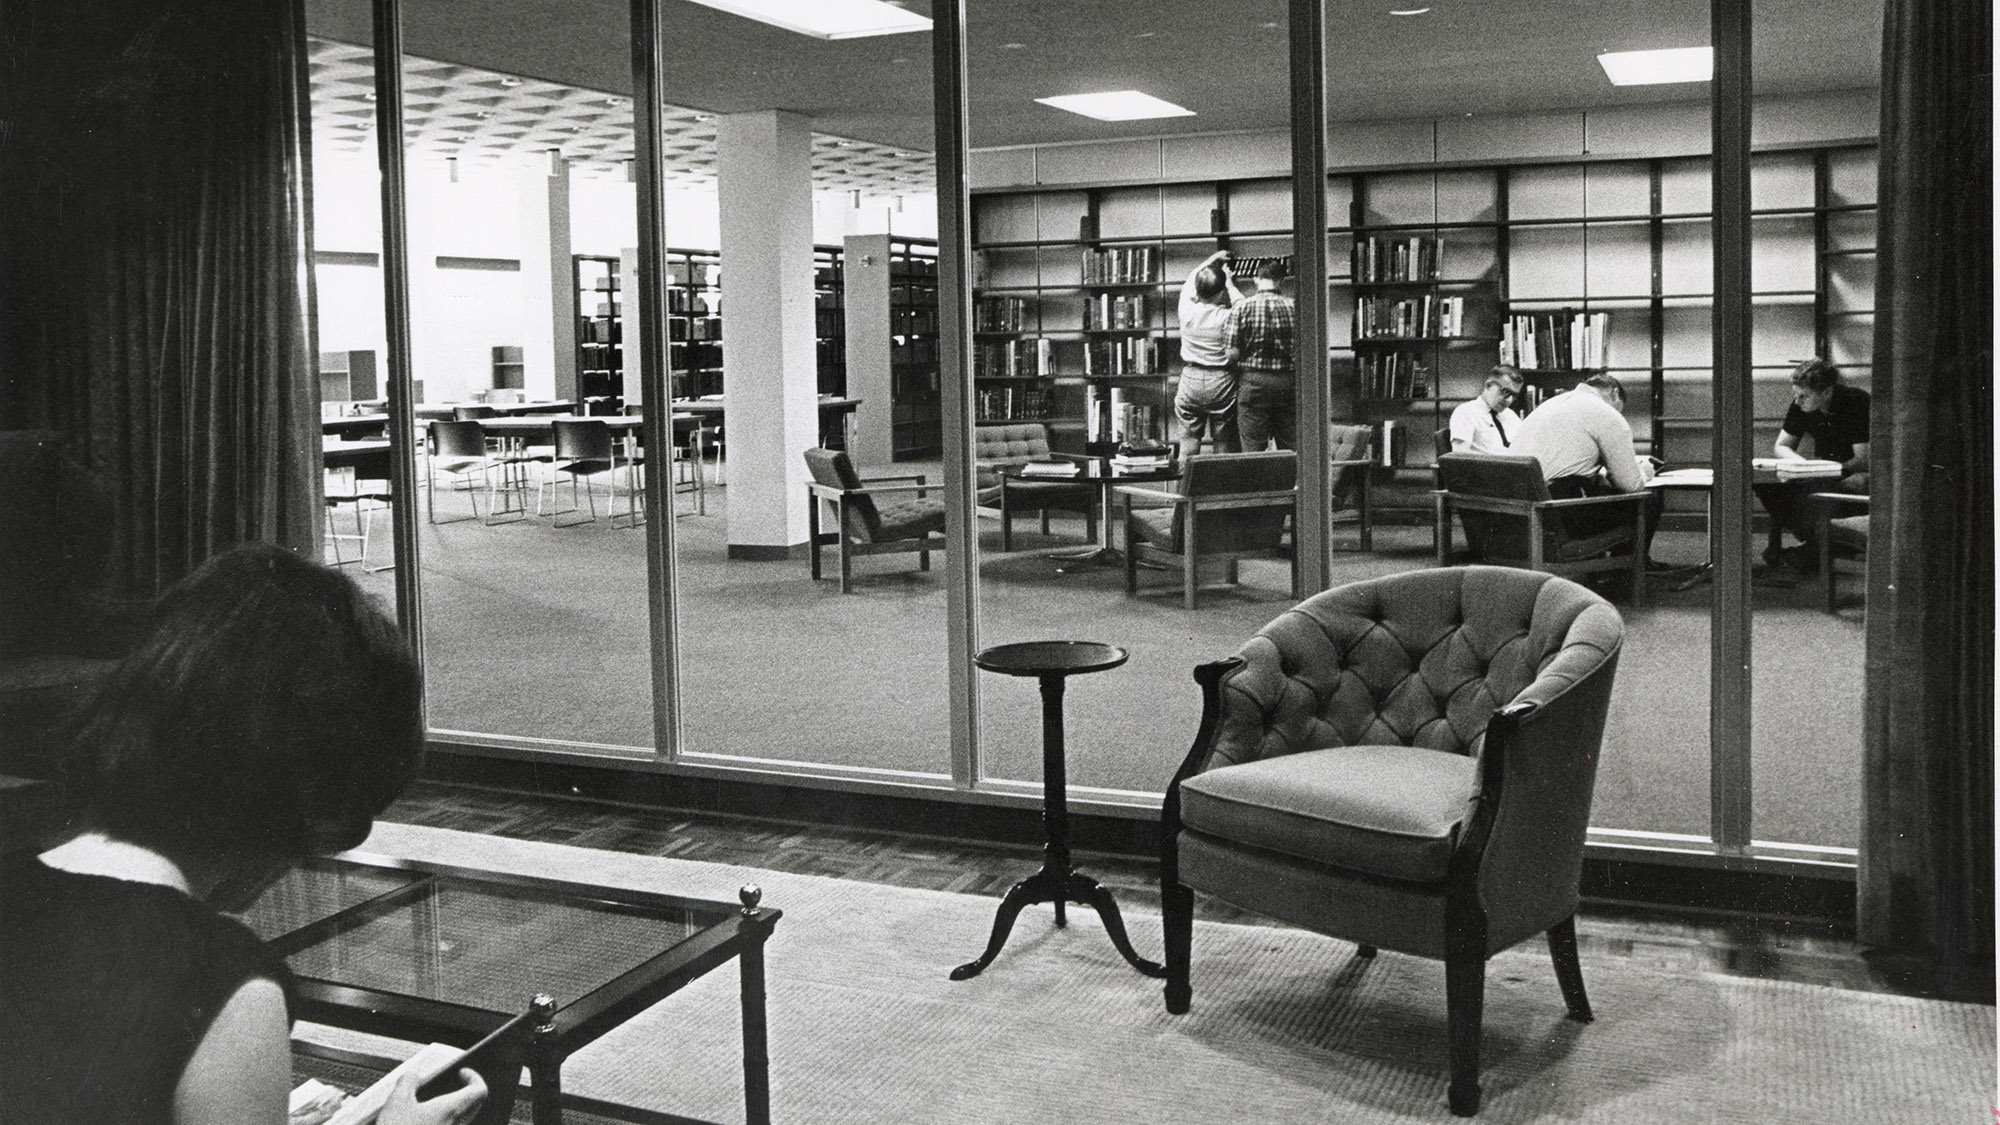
1002, 445, 1178, 572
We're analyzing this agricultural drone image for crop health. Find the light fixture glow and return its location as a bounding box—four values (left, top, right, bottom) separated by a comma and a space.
1034, 90, 1196, 122
1597, 46, 1713, 86
1389, 7, 1431, 14
687, 0, 930, 40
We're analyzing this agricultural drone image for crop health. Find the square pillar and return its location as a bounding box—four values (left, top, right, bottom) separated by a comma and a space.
519, 154, 576, 403
718, 110, 818, 555
843, 233, 895, 466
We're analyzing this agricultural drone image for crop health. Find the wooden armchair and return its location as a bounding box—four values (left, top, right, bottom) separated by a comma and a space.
804, 448, 947, 593
1433, 452, 1650, 606
1813, 491, 1871, 612
1328, 423, 1375, 550
1122, 451, 1297, 609
1162, 567, 1623, 1115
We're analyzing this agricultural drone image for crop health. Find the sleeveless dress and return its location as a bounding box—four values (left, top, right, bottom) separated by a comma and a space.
0, 853, 295, 1124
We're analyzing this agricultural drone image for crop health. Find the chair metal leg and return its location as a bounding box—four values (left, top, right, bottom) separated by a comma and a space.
1546, 914, 1593, 1022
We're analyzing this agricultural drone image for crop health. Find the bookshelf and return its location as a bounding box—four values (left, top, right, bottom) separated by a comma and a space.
490, 345, 524, 391
573, 255, 623, 405
665, 247, 725, 400
318, 349, 379, 404
970, 178, 1291, 452
814, 245, 845, 397
888, 237, 941, 459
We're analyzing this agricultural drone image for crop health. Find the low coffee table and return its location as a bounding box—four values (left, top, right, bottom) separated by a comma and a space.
239, 854, 780, 1125
951, 641, 1166, 981
1002, 459, 1182, 572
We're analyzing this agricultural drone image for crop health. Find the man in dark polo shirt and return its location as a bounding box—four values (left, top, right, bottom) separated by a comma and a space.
1754, 357, 1870, 577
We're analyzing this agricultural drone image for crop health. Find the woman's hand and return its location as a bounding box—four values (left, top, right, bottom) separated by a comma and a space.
378, 1068, 487, 1125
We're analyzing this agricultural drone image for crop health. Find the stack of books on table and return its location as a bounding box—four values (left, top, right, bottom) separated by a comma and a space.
1018, 458, 1081, 477
1753, 457, 1845, 479
1110, 447, 1173, 473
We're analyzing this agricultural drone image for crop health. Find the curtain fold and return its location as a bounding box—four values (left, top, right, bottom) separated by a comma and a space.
0, 0, 318, 599
1860, 0, 1994, 998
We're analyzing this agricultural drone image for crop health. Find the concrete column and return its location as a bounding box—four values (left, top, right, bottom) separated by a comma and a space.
518, 154, 576, 402
843, 233, 895, 465
718, 110, 818, 556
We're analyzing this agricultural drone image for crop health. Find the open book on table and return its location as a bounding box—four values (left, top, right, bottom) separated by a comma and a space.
290, 1041, 471, 1125
1752, 457, 1844, 478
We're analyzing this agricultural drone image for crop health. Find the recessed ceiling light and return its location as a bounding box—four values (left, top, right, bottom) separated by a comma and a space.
1000, 42, 1026, 49
1597, 46, 1713, 85
498, 77, 523, 88
686, 0, 930, 40
1389, 7, 1431, 14
1035, 90, 1195, 121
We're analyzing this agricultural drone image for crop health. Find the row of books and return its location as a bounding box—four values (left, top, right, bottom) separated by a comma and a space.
1353, 236, 1442, 284
814, 310, 843, 337
976, 296, 1030, 332
974, 386, 1053, 421
1082, 292, 1149, 330
1084, 337, 1162, 376
1500, 310, 1610, 371
666, 290, 721, 315
895, 337, 940, 365
1356, 353, 1432, 400
892, 310, 938, 335
579, 344, 621, 372
1081, 246, 1158, 285
976, 338, 1054, 379
1083, 386, 1161, 445
1354, 294, 1467, 340
668, 342, 723, 370
669, 317, 721, 342
580, 319, 621, 344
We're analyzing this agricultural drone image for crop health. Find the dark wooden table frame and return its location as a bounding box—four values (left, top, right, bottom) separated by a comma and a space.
252, 854, 779, 1125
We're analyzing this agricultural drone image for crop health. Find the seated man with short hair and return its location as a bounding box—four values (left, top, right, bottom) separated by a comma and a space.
1448, 365, 1525, 453
1753, 357, 1870, 578
1513, 373, 1668, 570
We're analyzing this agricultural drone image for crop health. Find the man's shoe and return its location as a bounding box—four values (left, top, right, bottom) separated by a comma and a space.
1644, 557, 1691, 576
1752, 562, 1801, 588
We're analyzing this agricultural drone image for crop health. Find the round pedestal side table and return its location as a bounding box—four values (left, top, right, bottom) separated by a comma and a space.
950, 640, 1166, 981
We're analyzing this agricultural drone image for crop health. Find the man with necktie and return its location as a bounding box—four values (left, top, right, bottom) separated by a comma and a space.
1448, 365, 1526, 453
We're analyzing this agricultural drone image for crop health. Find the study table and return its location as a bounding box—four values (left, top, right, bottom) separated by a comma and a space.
238, 852, 780, 1125
1000, 457, 1181, 573
669, 395, 862, 451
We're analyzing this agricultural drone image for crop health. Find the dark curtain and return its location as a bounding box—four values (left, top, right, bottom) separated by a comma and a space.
1860, 0, 1994, 999
0, 0, 319, 600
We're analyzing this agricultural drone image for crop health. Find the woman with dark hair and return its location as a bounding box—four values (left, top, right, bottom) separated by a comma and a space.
0, 543, 485, 1124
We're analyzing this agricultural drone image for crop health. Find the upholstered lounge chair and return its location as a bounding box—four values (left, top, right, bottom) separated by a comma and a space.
804, 448, 947, 593
1122, 451, 1297, 610
974, 422, 1097, 549
1161, 567, 1623, 1116
1433, 452, 1650, 605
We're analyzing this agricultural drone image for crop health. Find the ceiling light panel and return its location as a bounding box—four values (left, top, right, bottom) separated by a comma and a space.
687, 0, 930, 40
1597, 46, 1713, 86
1034, 90, 1196, 121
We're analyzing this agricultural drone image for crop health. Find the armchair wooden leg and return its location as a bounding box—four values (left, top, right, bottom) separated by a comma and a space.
1546, 914, 1593, 1022
1002, 505, 1013, 552
1163, 881, 1194, 1013
808, 497, 823, 580
838, 538, 853, 594
1820, 519, 1837, 613
1444, 947, 1486, 1116
1125, 538, 1139, 595
1356, 944, 1377, 958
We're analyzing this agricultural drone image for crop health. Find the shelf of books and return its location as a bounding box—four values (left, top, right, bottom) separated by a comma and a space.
665, 248, 724, 400
970, 177, 1291, 452
888, 237, 941, 459
574, 255, 623, 404
814, 245, 845, 398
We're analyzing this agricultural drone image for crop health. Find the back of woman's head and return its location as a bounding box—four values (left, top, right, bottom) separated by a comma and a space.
72, 542, 423, 858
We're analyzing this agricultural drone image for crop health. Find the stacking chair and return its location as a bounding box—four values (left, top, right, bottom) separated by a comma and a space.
425, 420, 510, 525
1122, 451, 1297, 609
1813, 491, 1871, 612
803, 447, 946, 593
670, 413, 710, 516
1433, 452, 1649, 606
1161, 567, 1623, 1116
540, 419, 642, 528
324, 447, 393, 572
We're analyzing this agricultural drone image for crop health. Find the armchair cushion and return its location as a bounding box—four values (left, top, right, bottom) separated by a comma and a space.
874, 498, 947, 540
1180, 744, 1478, 882
974, 422, 1054, 465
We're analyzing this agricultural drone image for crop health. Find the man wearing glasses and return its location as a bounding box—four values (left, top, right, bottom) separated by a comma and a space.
1448, 365, 1527, 453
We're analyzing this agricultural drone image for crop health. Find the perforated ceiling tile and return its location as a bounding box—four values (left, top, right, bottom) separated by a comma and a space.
309, 38, 933, 194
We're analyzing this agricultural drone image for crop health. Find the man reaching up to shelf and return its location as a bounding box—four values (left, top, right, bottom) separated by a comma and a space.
1224, 260, 1298, 451
1448, 365, 1527, 453
1172, 250, 1247, 461
1514, 373, 1670, 571
1752, 357, 1870, 581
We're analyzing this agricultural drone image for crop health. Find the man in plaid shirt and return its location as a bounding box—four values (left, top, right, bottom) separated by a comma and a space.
1223, 261, 1297, 450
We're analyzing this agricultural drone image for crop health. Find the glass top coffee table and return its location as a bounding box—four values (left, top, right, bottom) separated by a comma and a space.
237, 853, 780, 1125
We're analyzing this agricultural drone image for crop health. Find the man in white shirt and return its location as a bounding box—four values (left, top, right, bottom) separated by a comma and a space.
1513, 373, 1666, 566
1172, 250, 1244, 461
1447, 366, 1525, 453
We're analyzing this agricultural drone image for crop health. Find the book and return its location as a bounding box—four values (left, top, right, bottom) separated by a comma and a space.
1018, 459, 1080, 477
292, 1041, 465, 1125
1755, 457, 1845, 478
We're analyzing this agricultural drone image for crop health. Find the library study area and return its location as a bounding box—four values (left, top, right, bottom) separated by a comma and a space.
1, 0, 1990, 1122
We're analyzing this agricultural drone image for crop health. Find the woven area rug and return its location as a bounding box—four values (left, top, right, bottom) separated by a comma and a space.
303, 824, 1993, 1124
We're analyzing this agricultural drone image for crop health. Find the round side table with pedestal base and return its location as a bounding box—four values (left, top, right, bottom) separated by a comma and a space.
950, 640, 1166, 982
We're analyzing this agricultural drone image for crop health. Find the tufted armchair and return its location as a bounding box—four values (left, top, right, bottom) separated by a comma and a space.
1161, 566, 1623, 1116
973, 422, 1097, 549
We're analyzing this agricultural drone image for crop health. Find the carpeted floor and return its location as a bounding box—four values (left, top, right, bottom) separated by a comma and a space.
347, 472, 1866, 847
299, 824, 1986, 1124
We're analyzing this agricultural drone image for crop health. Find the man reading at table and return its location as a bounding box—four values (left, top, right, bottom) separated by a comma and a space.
1513, 373, 1668, 570
1753, 357, 1870, 577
